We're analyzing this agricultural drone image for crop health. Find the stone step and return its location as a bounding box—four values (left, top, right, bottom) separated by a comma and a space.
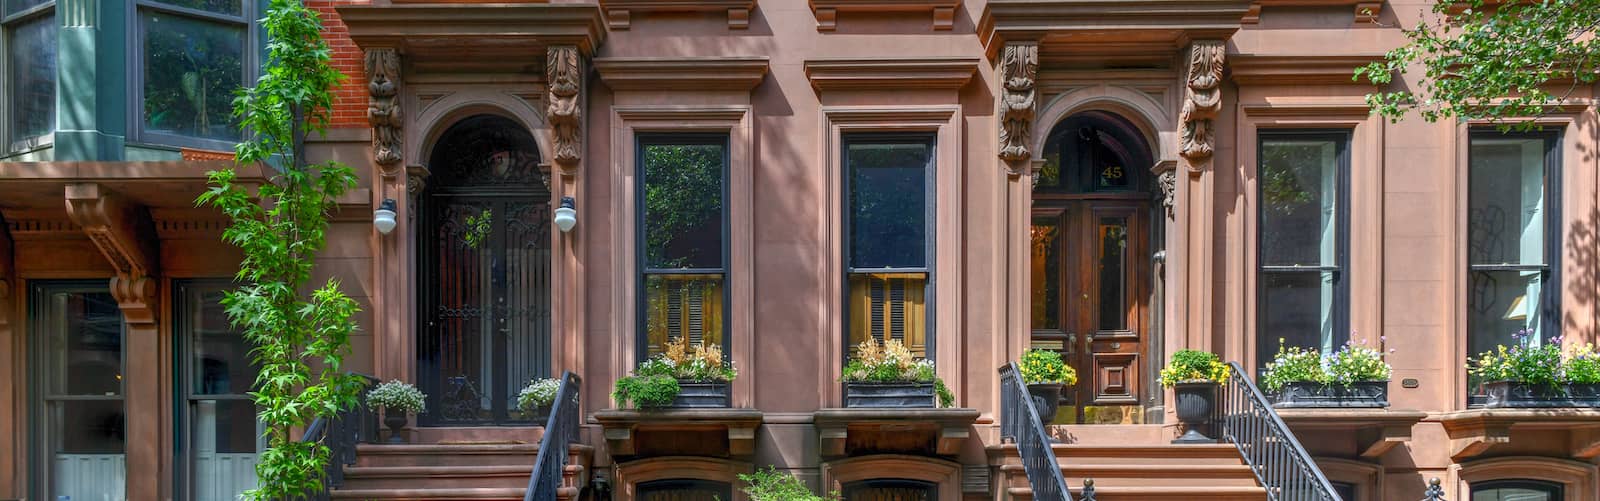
341, 465, 535, 490
1067, 486, 1270, 500
1058, 464, 1259, 488
1050, 444, 1246, 465
414, 426, 544, 445
355, 443, 541, 467
329, 487, 526, 500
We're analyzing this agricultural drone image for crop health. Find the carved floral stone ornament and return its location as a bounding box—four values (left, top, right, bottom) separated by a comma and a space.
1157, 169, 1177, 218
998, 43, 1038, 173
1179, 41, 1225, 173
547, 45, 584, 171
366, 48, 403, 169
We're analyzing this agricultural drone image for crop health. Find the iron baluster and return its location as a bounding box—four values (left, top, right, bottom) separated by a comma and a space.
1217, 362, 1341, 501
526, 371, 582, 501
1079, 479, 1096, 501
1422, 478, 1446, 501
999, 363, 1075, 501
299, 374, 380, 500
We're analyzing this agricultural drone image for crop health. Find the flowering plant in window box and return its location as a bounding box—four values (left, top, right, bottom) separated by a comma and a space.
1470, 331, 1600, 408
518, 377, 561, 422
613, 337, 737, 409
366, 380, 426, 444
1018, 349, 1076, 421
840, 338, 954, 408
1262, 337, 1393, 409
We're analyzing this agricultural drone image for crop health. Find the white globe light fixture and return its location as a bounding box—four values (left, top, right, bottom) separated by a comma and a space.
373, 198, 398, 235
554, 196, 578, 233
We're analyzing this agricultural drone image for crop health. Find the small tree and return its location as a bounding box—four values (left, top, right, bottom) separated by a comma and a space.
196, 0, 364, 497
1357, 0, 1599, 128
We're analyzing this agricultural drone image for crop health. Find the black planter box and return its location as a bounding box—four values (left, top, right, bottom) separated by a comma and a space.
669, 380, 732, 408
1271, 381, 1389, 409
522, 403, 553, 423
1483, 381, 1600, 408
844, 381, 936, 408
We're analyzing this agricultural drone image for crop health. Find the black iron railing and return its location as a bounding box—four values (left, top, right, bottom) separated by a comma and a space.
999, 362, 1075, 501
1217, 362, 1340, 501
300, 374, 381, 500
526, 371, 582, 501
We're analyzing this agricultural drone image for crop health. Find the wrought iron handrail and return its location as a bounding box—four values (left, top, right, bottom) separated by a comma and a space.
999, 362, 1075, 501
526, 371, 582, 501
300, 373, 381, 500
1217, 362, 1341, 501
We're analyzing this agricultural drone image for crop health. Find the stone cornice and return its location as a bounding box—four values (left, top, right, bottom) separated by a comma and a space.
64, 183, 159, 279
978, 0, 1252, 55
804, 57, 979, 93
336, 3, 607, 56
594, 409, 765, 457
1241, 0, 1382, 24
1276, 408, 1427, 459
809, 0, 961, 31
601, 0, 756, 30
1434, 408, 1600, 461
1229, 54, 1385, 85
595, 57, 771, 92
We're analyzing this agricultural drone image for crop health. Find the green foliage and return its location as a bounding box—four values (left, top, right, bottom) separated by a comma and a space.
1356, 0, 1600, 128
1019, 349, 1077, 385
463, 209, 493, 249
1159, 350, 1229, 387
518, 377, 562, 412
1469, 330, 1564, 386
1261, 338, 1395, 391
739, 467, 841, 501
612, 375, 681, 409
1565, 345, 1600, 385
840, 338, 955, 407
1260, 341, 1328, 392
194, 1, 361, 498
366, 380, 426, 415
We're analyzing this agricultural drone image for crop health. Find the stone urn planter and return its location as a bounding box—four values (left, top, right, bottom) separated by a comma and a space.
383, 409, 409, 444
1272, 381, 1389, 409
844, 381, 936, 408
1172, 382, 1218, 444
1483, 381, 1600, 408
670, 380, 732, 408
1026, 383, 1065, 422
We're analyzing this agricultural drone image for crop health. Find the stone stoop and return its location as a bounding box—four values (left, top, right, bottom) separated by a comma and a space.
330, 428, 590, 500
989, 426, 1268, 501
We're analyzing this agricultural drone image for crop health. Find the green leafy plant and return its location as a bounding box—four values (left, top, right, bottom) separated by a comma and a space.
840, 338, 954, 407
1325, 339, 1393, 386
366, 380, 426, 415
1260, 341, 1327, 392
1469, 330, 1564, 387
463, 208, 492, 249
1564, 344, 1600, 385
612, 337, 736, 408
739, 466, 841, 501
194, 2, 364, 497
1159, 350, 1229, 387
1019, 349, 1077, 385
518, 377, 562, 413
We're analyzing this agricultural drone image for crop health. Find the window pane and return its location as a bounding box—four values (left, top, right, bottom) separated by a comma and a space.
1470, 136, 1546, 266
844, 480, 936, 501
50, 400, 126, 500
638, 480, 731, 501
1259, 271, 1337, 362
643, 275, 725, 357
1030, 216, 1061, 330
187, 288, 256, 395
1332, 482, 1358, 501
142, 11, 243, 141
849, 140, 929, 269
3, 0, 49, 15
1468, 269, 1549, 391
1097, 217, 1128, 331
151, 0, 241, 15
191, 399, 259, 499
46, 291, 123, 396
848, 273, 927, 358
8, 12, 56, 144
37, 287, 125, 501
1260, 138, 1339, 266
642, 142, 725, 269
1472, 482, 1560, 501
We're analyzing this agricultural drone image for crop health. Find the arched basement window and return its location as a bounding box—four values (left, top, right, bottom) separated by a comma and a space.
637, 479, 732, 501
842, 479, 937, 501
1471, 480, 1563, 501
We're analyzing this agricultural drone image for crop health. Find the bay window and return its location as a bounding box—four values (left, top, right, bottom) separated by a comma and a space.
844, 134, 934, 359
1257, 131, 1350, 366
136, 0, 252, 147
4, 0, 54, 151
638, 134, 730, 357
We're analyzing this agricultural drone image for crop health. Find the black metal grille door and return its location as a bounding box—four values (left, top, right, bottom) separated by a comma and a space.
418, 115, 552, 425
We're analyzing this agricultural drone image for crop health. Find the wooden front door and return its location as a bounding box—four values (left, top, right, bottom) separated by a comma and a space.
1031, 198, 1149, 423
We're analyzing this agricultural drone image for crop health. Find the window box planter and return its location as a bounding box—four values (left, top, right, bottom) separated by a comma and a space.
1483, 381, 1600, 408
1271, 381, 1389, 409
670, 380, 731, 408
844, 381, 936, 408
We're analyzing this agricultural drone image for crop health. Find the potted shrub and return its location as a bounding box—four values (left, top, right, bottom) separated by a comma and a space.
366, 380, 426, 444
1018, 349, 1076, 422
518, 377, 561, 422
613, 337, 737, 409
840, 338, 954, 408
1262, 338, 1392, 408
1160, 350, 1229, 444
1470, 330, 1569, 408
740, 466, 841, 501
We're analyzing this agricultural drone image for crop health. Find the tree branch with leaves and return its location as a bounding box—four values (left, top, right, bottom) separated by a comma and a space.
195, 0, 364, 497
1356, 0, 1599, 128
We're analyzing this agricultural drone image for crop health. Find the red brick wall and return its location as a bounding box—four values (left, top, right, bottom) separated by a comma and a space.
309, 0, 370, 127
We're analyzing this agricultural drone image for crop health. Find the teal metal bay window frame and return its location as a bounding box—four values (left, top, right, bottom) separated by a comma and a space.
128, 0, 260, 151
2, 0, 56, 153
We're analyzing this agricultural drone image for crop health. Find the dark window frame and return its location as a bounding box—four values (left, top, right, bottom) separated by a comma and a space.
28, 279, 125, 500
2, 0, 55, 153
127, 0, 260, 151
171, 279, 259, 501
841, 132, 937, 362
1470, 479, 1564, 500
634, 132, 734, 362
1466, 128, 1562, 407
1254, 129, 1353, 368
841, 479, 939, 501
636, 478, 733, 501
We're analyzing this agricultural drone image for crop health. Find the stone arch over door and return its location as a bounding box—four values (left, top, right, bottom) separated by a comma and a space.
1031, 86, 1175, 168
820, 455, 962, 501
409, 91, 554, 170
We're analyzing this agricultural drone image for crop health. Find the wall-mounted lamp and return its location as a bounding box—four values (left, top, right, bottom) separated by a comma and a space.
554, 197, 577, 233
374, 198, 398, 235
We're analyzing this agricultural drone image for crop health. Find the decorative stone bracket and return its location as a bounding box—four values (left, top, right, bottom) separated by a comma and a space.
366, 48, 403, 175
813, 408, 980, 457
1436, 408, 1600, 461
997, 42, 1037, 176
64, 183, 158, 280
1179, 40, 1225, 175
548, 45, 585, 175
594, 409, 764, 457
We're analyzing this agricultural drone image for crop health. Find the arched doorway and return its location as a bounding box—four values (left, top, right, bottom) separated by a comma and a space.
1030, 110, 1155, 424
416, 114, 551, 426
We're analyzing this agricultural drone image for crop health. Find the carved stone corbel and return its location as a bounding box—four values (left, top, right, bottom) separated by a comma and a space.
405, 165, 430, 219
366, 48, 403, 174
110, 273, 158, 326
547, 45, 584, 173
1179, 41, 1225, 174
998, 42, 1038, 176
64, 183, 158, 279
1157, 168, 1177, 217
